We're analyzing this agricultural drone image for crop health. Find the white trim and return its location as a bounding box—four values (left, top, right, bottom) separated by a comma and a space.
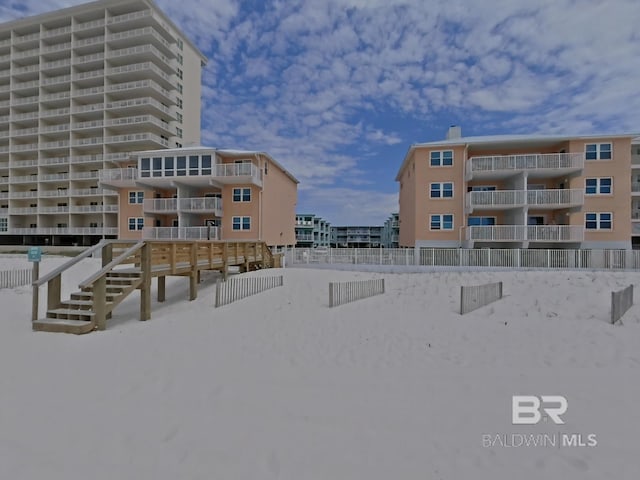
232, 187, 251, 203
232, 215, 251, 231
429, 150, 454, 167
584, 177, 613, 195
585, 142, 613, 161
585, 212, 613, 230
429, 182, 454, 199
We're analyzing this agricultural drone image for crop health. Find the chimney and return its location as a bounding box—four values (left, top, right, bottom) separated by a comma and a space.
446, 125, 461, 140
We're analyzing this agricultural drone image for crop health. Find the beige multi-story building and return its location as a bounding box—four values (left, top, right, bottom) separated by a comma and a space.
397, 126, 639, 250
0, 0, 205, 245
99, 146, 299, 247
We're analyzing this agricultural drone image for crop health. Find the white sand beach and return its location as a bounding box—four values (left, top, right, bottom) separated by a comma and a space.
0, 255, 639, 479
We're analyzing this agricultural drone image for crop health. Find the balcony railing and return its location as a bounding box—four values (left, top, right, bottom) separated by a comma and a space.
98, 167, 138, 183
11, 227, 118, 235
467, 153, 584, 177
70, 205, 118, 213
466, 225, 584, 242
142, 226, 220, 240
142, 197, 223, 213
296, 234, 314, 242
467, 189, 584, 209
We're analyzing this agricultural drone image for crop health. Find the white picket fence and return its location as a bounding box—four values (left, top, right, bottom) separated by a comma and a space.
287, 248, 640, 270
611, 285, 633, 325
0, 268, 32, 289
329, 278, 385, 307
215, 275, 283, 307
460, 281, 503, 314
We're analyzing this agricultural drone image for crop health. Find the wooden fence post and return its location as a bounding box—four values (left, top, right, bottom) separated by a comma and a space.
94, 275, 107, 331
140, 242, 151, 321
157, 276, 166, 302
31, 262, 39, 322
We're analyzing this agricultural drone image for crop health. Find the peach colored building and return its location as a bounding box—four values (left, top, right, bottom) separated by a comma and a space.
396, 127, 639, 249
99, 146, 298, 247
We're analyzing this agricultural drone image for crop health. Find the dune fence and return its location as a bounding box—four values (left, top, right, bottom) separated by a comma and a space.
611, 285, 633, 325
329, 278, 385, 307
460, 281, 503, 314
215, 275, 284, 307
0, 268, 32, 289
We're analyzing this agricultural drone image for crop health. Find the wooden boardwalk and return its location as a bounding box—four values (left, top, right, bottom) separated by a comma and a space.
32, 240, 280, 334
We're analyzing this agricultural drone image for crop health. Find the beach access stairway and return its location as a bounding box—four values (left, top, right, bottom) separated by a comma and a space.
32, 240, 277, 334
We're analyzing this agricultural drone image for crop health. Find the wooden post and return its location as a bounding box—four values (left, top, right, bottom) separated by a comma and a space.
101, 242, 113, 268
47, 274, 62, 312
94, 276, 107, 331
189, 242, 198, 300
31, 261, 39, 322
222, 243, 228, 280
157, 276, 166, 302
170, 243, 176, 274
261, 243, 266, 269
140, 242, 151, 321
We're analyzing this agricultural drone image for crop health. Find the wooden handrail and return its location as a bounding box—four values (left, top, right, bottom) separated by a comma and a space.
33, 240, 106, 287
78, 241, 145, 289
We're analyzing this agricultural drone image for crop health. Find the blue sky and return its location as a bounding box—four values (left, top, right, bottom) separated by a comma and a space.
2, 0, 640, 225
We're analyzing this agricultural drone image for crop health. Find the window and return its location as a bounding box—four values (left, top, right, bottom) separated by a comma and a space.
232, 187, 251, 202
177, 98, 183, 109
585, 178, 612, 195
176, 156, 186, 176
176, 127, 183, 138
430, 150, 453, 166
232, 216, 251, 231
585, 212, 612, 230
165, 156, 174, 176
585, 143, 612, 160
152, 157, 162, 177
177, 53, 183, 65
89, 222, 98, 228
140, 157, 150, 177
177, 38, 183, 50
430, 214, 454, 230
128, 191, 144, 204
176, 112, 183, 123
201, 155, 212, 175
467, 217, 496, 226
177, 68, 183, 80
188, 155, 198, 175
0, 218, 7, 232
177, 83, 183, 94
430, 182, 454, 198
128, 217, 144, 231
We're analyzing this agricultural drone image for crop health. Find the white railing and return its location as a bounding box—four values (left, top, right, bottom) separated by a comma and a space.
41, 140, 70, 149
70, 205, 118, 213
40, 173, 69, 181
468, 152, 584, 176
104, 152, 131, 162
40, 108, 70, 118
104, 133, 168, 146
41, 74, 71, 86
98, 168, 138, 182
72, 137, 103, 146
75, 19, 105, 32
214, 163, 261, 179
105, 97, 172, 116
11, 207, 38, 214
142, 226, 221, 240
179, 197, 223, 212
107, 61, 172, 83
39, 206, 69, 213
41, 124, 70, 133
70, 171, 99, 180
42, 25, 72, 38
143, 198, 176, 211
74, 69, 104, 81
13, 79, 40, 90
11, 227, 118, 235
69, 188, 116, 196
10, 191, 38, 198
105, 114, 170, 130
74, 36, 104, 48
466, 225, 584, 242
42, 42, 72, 54
108, 9, 152, 25
71, 154, 103, 164
467, 189, 584, 209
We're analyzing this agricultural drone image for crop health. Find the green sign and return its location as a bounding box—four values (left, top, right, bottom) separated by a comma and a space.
27, 246, 42, 263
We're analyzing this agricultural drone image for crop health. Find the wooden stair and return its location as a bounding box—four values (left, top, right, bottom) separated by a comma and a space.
33, 270, 142, 335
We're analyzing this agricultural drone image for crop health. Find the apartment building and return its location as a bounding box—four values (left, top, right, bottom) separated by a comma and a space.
396, 126, 638, 249
631, 139, 640, 248
0, 0, 205, 245
295, 213, 331, 248
382, 213, 399, 248
99, 146, 298, 247
330, 225, 383, 248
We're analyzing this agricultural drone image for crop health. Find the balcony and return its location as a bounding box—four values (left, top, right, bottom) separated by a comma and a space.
137, 163, 263, 187
465, 225, 584, 243
296, 234, 314, 242
467, 189, 584, 211
142, 226, 220, 240
104, 133, 168, 148
98, 167, 138, 187
466, 152, 584, 180
10, 227, 118, 235
143, 197, 223, 215
11, 207, 38, 214
70, 204, 118, 213
632, 181, 640, 193
39, 206, 69, 214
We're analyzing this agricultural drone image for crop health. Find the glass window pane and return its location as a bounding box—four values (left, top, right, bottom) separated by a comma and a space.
233, 188, 241, 201
443, 151, 453, 165
177, 156, 186, 176
430, 151, 440, 166
165, 157, 174, 175
242, 188, 251, 201
141, 158, 150, 170
430, 215, 440, 229
242, 217, 251, 230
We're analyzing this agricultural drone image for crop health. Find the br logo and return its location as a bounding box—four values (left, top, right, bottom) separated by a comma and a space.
512, 396, 568, 425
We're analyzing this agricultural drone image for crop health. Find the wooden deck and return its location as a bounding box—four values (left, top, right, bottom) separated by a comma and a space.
32, 240, 281, 334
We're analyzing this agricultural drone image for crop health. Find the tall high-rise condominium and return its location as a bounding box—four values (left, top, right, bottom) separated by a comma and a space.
0, 0, 206, 245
